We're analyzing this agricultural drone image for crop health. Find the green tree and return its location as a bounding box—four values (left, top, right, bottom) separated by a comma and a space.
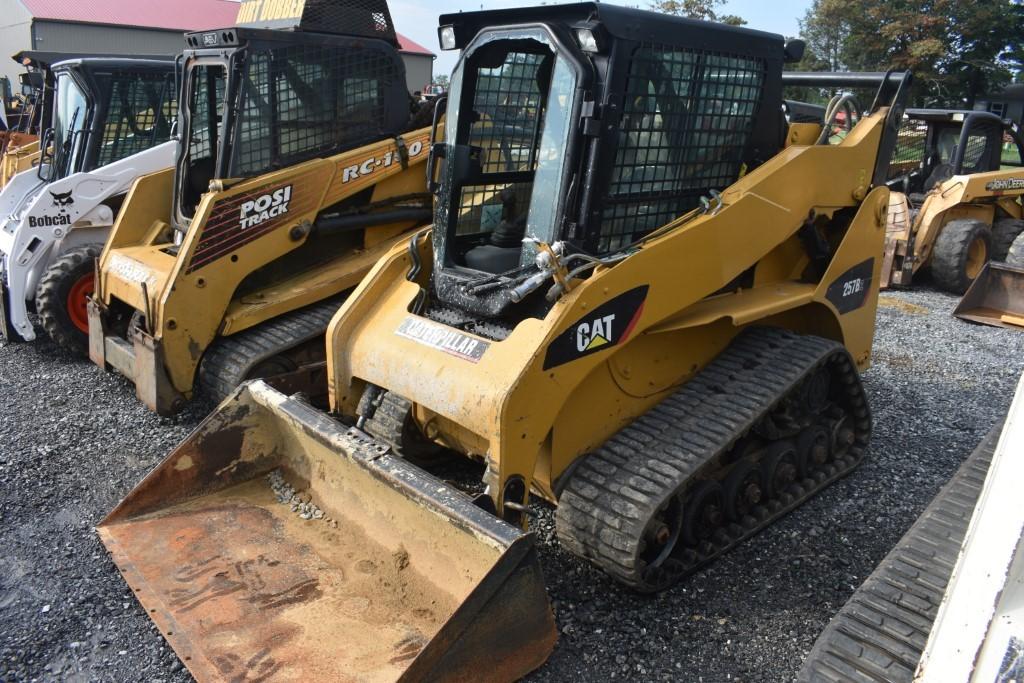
649, 0, 747, 26
795, 0, 1023, 106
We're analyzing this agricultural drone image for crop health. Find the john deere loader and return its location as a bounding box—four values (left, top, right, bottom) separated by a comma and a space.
880, 110, 1024, 293
99, 4, 911, 680
88, 0, 434, 415
0, 56, 177, 351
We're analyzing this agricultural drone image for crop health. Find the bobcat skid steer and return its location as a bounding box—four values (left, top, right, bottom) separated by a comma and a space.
88, 0, 434, 415
98, 4, 912, 681
880, 110, 1024, 294
0, 56, 177, 351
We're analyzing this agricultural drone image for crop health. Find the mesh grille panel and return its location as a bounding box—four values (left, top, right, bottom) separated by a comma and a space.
961, 133, 989, 171
469, 51, 548, 174
233, 43, 399, 177
888, 118, 927, 181
96, 70, 177, 167
598, 45, 765, 253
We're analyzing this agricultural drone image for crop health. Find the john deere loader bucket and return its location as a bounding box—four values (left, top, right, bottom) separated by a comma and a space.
954, 262, 1024, 329
97, 381, 557, 682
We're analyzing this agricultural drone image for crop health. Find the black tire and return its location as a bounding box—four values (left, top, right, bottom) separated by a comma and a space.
930, 218, 991, 294
991, 218, 1024, 262
35, 244, 102, 354
1007, 232, 1024, 269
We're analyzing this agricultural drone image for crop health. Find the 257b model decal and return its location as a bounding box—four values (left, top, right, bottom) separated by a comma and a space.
543, 286, 649, 370
826, 258, 875, 314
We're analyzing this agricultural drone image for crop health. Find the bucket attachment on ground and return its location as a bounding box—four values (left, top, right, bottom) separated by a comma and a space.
97, 381, 557, 682
954, 262, 1024, 329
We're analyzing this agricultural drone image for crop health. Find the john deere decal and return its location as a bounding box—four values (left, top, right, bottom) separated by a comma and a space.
543, 286, 649, 370
986, 178, 1024, 192
396, 317, 490, 362
826, 258, 874, 314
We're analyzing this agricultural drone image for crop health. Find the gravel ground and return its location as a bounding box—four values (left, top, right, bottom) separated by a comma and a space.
2, 286, 1023, 682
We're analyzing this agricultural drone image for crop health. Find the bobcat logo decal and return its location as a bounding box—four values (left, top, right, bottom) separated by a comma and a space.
50, 190, 75, 212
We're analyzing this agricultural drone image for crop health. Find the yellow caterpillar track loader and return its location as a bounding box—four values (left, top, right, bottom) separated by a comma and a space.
99, 4, 911, 680
88, 0, 434, 415
881, 110, 1024, 293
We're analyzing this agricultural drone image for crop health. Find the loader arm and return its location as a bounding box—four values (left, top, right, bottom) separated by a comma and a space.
326, 107, 892, 511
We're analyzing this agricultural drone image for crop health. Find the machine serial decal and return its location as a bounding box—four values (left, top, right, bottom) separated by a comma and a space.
340, 141, 425, 184
986, 178, 1024, 192
543, 286, 649, 370
825, 258, 874, 314
396, 317, 490, 362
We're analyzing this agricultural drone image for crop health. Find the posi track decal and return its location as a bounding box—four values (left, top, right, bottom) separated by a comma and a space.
543, 286, 649, 370
986, 178, 1024, 192
186, 182, 297, 274
825, 258, 874, 314
396, 316, 490, 362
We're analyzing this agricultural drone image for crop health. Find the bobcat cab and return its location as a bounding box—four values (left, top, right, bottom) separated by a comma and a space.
0, 56, 176, 351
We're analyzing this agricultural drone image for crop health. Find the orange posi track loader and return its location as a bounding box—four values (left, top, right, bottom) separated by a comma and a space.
87, 0, 434, 414
98, 4, 912, 680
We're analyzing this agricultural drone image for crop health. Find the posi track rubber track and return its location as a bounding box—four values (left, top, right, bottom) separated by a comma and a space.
199, 296, 344, 401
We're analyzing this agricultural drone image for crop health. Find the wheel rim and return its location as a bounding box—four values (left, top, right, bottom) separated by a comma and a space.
723, 459, 764, 521
966, 237, 987, 280
641, 495, 684, 569
66, 272, 94, 334
682, 482, 724, 547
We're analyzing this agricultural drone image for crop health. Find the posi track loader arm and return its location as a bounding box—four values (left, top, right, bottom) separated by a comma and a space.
99, 4, 911, 680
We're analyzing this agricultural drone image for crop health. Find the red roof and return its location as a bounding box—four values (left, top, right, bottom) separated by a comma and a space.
18, 0, 435, 56
19, 0, 240, 32
397, 35, 434, 57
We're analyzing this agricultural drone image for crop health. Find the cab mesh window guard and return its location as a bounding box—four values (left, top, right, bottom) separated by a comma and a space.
599, 46, 765, 253
233, 43, 398, 177
888, 118, 927, 181
468, 51, 548, 175
97, 71, 177, 167
189, 66, 226, 164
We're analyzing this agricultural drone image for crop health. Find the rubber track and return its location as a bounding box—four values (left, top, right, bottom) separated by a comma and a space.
363, 391, 414, 450
198, 296, 344, 402
797, 424, 999, 683
556, 327, 871, 591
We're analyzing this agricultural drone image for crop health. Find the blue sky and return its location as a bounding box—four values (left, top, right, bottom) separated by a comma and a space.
390, 0, 813, 77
